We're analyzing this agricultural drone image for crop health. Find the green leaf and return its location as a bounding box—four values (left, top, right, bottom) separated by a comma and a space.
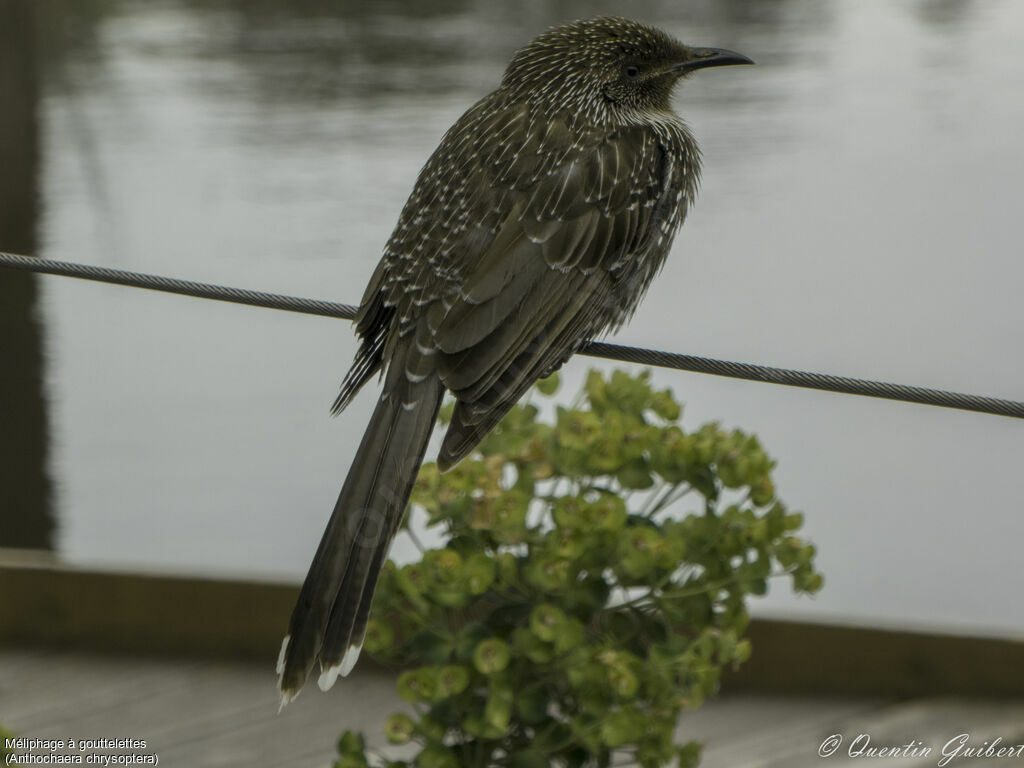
395, 564, 430, 612
473, 638, 511, 675
584, 370, 610, 412
553, 618, 585, 654
794, 568, 824, 593
453, 621, 491, 663
750, 476, 775, 506
495, 552, 520, 589
536, 371, 561, 395
530, 603, 566, 642
511, 749, 549, 768
415, 745, 459, 768
437, 400, 455, 426
524, 557, 571, 591
607, 664, 639, 699
599, 708, 646, 748
616, 458, 654, 490
677, 741, 703, 768
650, 390, 682, 421
406, 631, 453, 666
464, 552, 496, 594
561, 575, 611, 615
515, 681, 549, 724
605, 369, 653, 417
484, 675, 514, 735
614, 527, 661, 580
570, 715, 604, 753
417, 715, 446, 742
436, 665, 471, 698
363, 618, 394, 655
337, 730, 366, 757
513, 626, 554, 664
733, 638, 752, 665
397, 668, 437, 702
486, 601, 532, 631
384, 713, 415, 744
462, 713, 506, 740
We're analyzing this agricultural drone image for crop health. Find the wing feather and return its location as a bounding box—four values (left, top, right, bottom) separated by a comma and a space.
345, 90, 687, 470
426, 126, 674, 464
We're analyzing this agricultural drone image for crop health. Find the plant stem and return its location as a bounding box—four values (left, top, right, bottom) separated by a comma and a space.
405, 522, 428, 554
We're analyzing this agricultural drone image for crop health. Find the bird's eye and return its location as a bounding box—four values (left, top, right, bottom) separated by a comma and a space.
624, 64, 641, 79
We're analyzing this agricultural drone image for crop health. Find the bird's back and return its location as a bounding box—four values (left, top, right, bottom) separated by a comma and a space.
389, 91, 697, 318
337, 89, 700, 424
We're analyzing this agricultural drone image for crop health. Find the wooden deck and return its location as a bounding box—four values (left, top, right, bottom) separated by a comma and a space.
3, 557, 1023, 766
3, 648, 1024, 768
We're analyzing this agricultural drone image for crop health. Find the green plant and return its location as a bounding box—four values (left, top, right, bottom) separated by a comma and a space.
336, 369, 822, 768
1, 724, 15, 760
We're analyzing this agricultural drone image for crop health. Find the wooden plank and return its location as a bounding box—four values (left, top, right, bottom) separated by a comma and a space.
0, 648, 406, 768
723, 618, 1024, 697
3, 555, 1024, 699
0, 650, 201, 731
157, 670, 409, 767
693, 697, 1024, 768
674, 693, 887, 762
0, 555, 296, 661
5, 648, 1024, 768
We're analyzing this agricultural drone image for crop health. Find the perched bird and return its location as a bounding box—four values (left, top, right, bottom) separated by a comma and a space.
277, 16, 752, 703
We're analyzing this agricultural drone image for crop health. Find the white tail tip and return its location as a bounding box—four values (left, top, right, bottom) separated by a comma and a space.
340, 640, 363, 677
318, 664, 341, 692
278, 688, 298, 714
276, 636, 290, 676
317, 641, 363, 692
276, 636, 301, 712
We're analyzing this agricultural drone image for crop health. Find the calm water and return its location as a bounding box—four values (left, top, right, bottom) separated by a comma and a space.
3, 0, 1023, 636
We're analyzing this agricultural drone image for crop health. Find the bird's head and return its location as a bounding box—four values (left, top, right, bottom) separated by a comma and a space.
502, 17, 753, 124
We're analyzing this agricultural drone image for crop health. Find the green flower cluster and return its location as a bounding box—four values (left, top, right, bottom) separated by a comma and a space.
336, 369, 821, 768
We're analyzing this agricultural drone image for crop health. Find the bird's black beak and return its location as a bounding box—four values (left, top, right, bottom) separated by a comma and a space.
672, 47, 754, 74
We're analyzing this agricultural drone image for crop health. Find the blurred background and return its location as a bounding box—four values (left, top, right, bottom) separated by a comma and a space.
2, 0, 1023, 640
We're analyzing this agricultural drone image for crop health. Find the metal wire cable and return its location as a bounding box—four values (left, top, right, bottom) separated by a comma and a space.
2, 250, 1022, 420
0, 251, 356, 320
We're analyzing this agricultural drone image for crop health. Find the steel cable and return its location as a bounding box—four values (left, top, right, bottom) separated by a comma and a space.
2, 250, 1021, 420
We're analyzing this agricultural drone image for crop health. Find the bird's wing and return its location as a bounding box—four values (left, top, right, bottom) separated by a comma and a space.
421, 106, 680, 469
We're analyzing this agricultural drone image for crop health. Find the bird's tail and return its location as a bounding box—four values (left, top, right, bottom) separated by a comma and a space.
277, 362, 442, 704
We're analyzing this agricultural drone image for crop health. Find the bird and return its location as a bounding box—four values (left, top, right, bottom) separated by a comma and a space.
277, 16, 752, 704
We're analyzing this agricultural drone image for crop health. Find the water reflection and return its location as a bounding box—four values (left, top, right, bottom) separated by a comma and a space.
915, 0, 977, 26
0, 1, 53, 550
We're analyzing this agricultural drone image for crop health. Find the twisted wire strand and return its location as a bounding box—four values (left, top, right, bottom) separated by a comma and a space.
2, 250, 1022, 420
0, 251, 357, 320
